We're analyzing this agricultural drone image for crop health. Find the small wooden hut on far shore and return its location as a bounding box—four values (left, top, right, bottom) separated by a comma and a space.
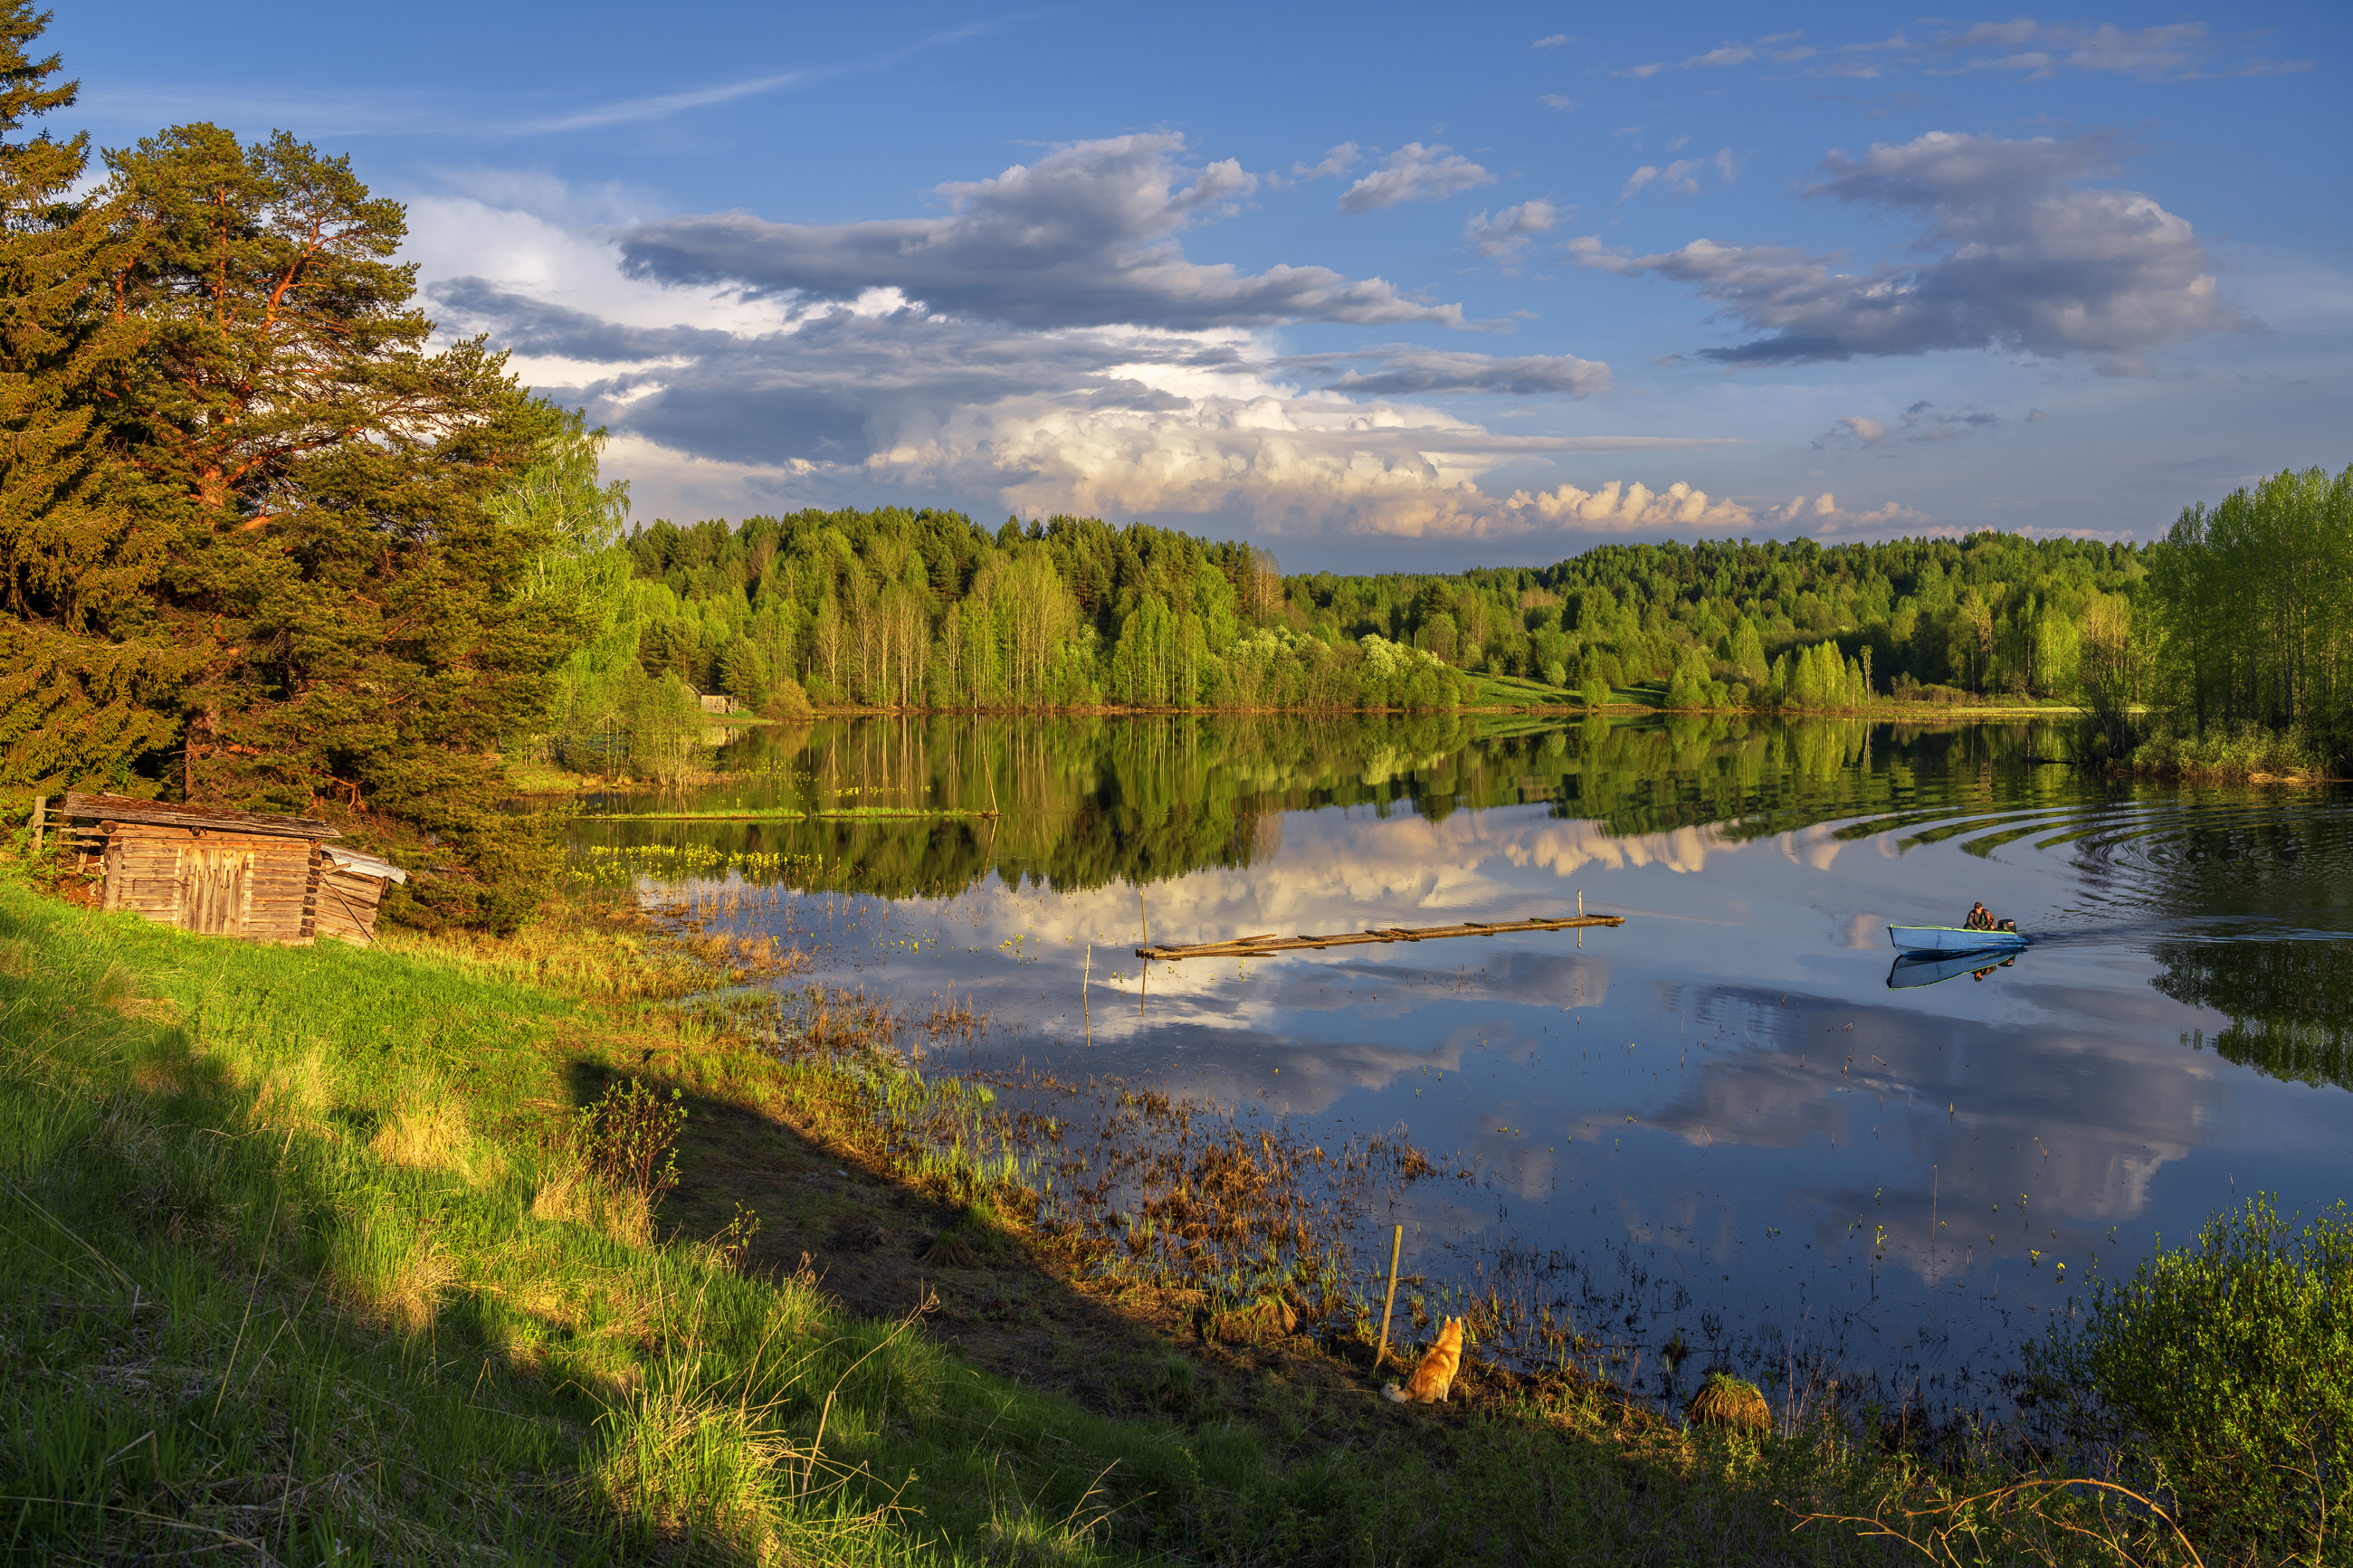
59, 792, 406, 945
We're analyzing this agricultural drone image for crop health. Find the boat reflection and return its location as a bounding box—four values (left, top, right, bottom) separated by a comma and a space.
1886, 949, 2020, 989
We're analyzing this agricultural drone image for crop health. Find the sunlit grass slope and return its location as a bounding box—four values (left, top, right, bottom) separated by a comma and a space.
0, 882, 1225, 1564
6, 873, 2224, 1567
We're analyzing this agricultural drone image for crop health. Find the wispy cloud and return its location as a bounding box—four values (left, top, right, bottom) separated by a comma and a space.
1305, 345, 1609, 396
1338, 144, 1496, 214
81, 14, 1023, 139
1815, 401, 2015, 449
522, 69, 820, 133
1620, 153, 1724, 200
1464, 199, 1568, 268
1291, 143, 1363, 181
1605, 19, 2310, 84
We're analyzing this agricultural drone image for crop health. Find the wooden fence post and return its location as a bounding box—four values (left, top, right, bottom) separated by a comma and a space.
1375, 1223, 1404, 1372
28, 795, 43, 855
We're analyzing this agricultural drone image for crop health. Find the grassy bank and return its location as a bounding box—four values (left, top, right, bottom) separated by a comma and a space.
2129, 719, 2348, 782
0, 872, 2241, 1565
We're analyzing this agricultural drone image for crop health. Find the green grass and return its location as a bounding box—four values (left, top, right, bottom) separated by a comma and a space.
0, 875, 2236, 1566
0, 883, 1203, 1563
1468, 672, 1580, 708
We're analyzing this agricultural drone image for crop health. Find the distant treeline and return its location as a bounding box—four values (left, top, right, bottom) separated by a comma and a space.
560, 508, 2142, 774
590, 463, 2353, 772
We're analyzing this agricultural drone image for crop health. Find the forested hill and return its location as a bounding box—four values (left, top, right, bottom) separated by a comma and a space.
599, 506, 2145, 726
4, 0, 2344, 924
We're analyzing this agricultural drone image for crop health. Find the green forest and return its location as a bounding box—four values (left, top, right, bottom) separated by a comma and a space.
2, 3, 2348, 919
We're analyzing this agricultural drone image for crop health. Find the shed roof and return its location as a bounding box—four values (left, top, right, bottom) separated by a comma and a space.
62, 792, 341, 841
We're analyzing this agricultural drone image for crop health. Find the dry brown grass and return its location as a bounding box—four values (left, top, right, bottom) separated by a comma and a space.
244, 1048, 335, 1136
1686, 1373, 1773, 1436
129, 1059, 187, 1098
371, 1098, 501, 1180
532, 1160, 656, 1249
386, 904, 806, 1004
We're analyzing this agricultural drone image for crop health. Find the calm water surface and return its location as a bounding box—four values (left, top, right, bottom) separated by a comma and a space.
574, 715, 2353, 1419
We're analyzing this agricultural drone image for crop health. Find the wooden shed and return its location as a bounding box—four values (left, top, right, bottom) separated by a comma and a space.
61, 793, 405, 946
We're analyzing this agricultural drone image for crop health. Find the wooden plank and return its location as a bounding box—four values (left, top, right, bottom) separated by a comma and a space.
313, 873, 383, 944
1138, 912, 1624, 962
63, 789, 336, 841
62, 792, 338, 841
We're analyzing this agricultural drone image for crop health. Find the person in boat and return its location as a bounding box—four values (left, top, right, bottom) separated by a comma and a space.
1963, 902, 2018, 934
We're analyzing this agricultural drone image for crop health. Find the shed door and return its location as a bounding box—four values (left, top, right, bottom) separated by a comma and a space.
177, 845, 253, 936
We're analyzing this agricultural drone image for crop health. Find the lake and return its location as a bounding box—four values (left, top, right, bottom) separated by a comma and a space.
572, 713, 2353, 1423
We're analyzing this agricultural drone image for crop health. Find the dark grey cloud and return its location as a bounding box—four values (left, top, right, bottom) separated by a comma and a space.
617, 133, 1470, 332
1306, 347, 1610, 397
1574, 131, 2259, 374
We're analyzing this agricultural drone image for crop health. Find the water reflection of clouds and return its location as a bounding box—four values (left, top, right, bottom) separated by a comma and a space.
937, 805, 1770, 960
682, 771, 2348, 1405
1637, 986, 2205, 1287
1502, 819, 1732, 879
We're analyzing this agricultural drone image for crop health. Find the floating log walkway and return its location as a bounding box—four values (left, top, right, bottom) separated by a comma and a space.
1137, 912, 1624, 962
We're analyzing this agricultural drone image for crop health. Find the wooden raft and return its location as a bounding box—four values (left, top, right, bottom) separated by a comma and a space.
1137, 913, 1624, 962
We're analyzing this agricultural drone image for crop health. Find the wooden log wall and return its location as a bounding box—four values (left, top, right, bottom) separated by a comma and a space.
312, 867, 390, 945
77, 822, 319, 943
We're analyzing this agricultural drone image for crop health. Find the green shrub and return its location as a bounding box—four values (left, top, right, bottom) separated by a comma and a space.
575, 1077, 687, 1206
2028, 1195, 2353, 1556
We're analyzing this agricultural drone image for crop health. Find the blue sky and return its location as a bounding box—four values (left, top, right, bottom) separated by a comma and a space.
62, 3, 2353, 571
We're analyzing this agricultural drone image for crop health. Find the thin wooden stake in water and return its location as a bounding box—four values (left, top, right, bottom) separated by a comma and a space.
1083, 944, 1091, 1046
1375, 1224, 1404, 1373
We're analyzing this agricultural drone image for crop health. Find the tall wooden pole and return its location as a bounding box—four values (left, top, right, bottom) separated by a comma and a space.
1374, 1224, 1404, 1373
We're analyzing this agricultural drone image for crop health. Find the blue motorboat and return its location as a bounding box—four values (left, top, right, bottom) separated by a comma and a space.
1887, 925, 2027, 956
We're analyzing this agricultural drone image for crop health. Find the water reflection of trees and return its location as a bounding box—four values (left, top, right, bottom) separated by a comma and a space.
576, 713, 2103, 898
2113, 797, 2353, 1092
2156, 940, 2353, 1091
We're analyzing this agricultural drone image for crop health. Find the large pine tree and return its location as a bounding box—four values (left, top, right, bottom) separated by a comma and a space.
86, 122, 581, 925
0, 3, 186, 794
